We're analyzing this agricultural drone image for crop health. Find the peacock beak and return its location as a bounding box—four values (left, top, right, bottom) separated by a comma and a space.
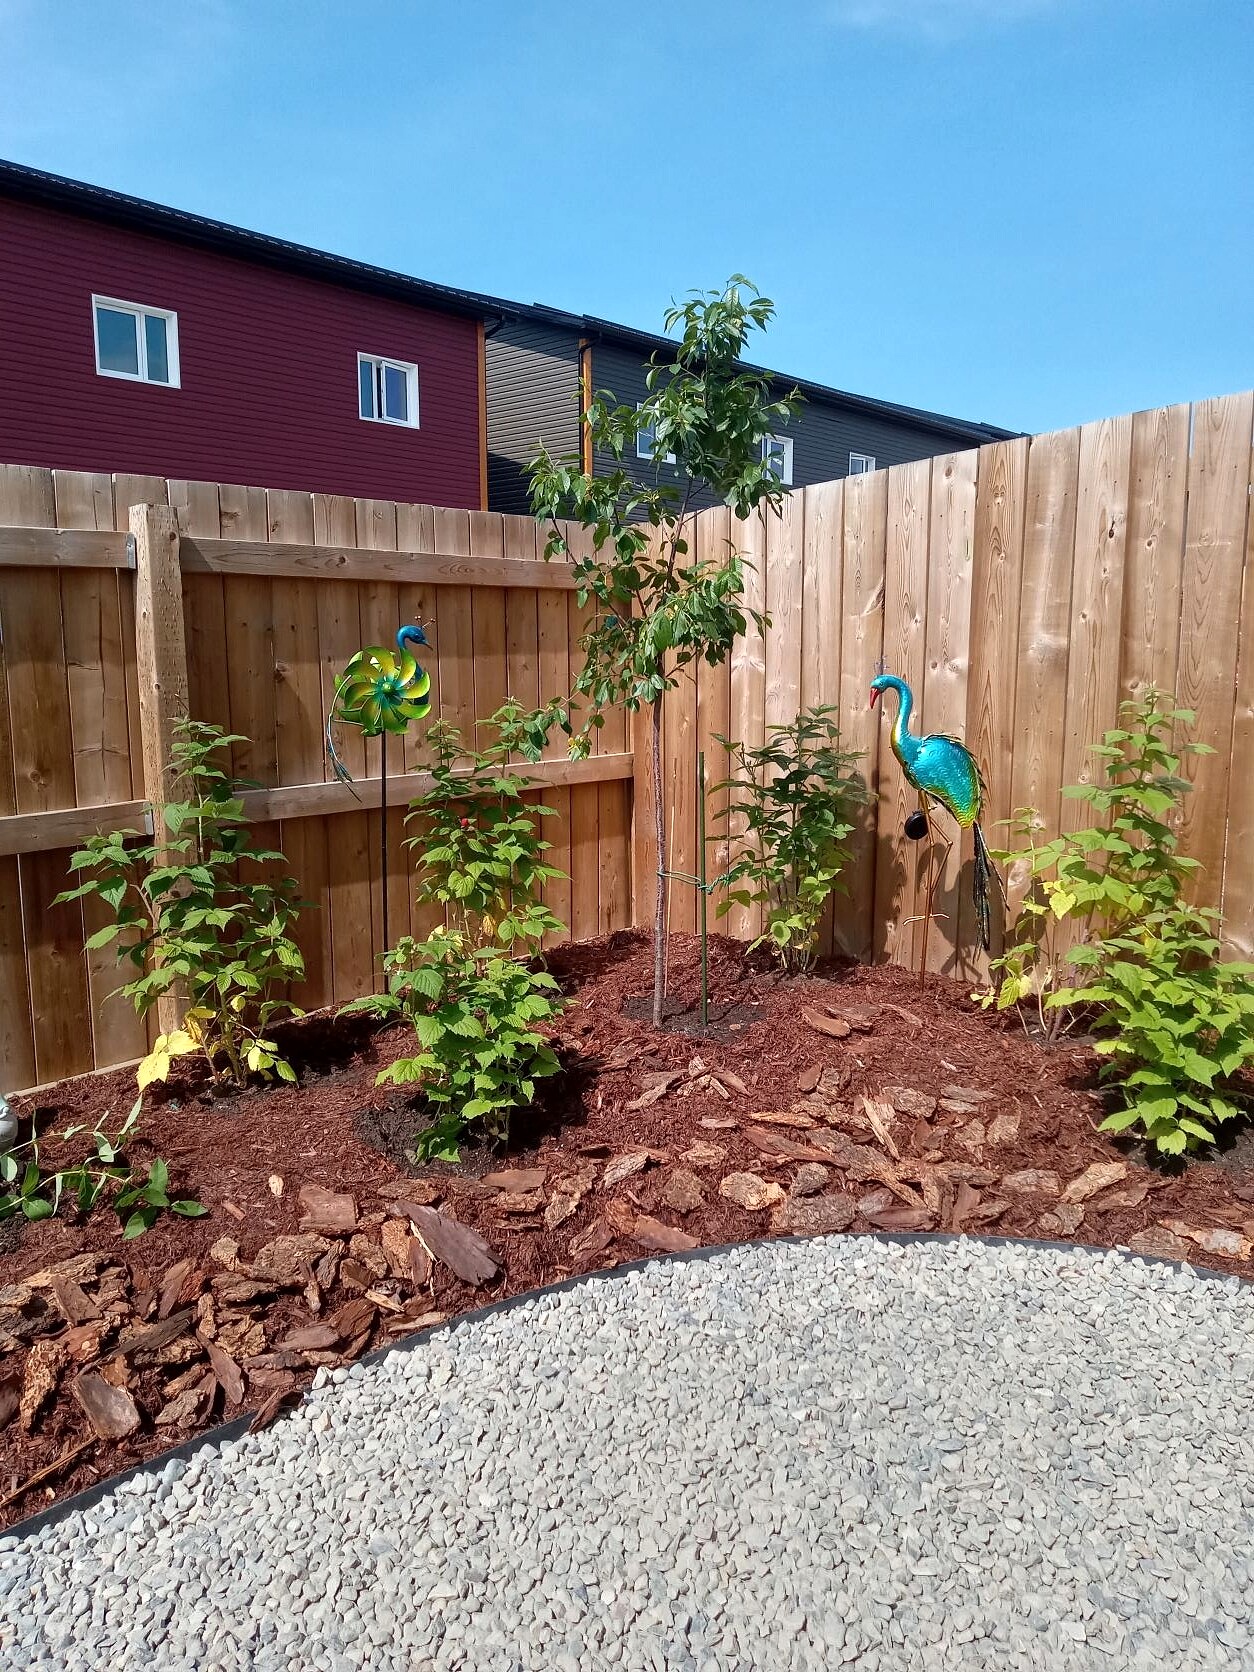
869, 686, 880, 709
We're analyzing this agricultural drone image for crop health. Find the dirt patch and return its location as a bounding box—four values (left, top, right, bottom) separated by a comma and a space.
2, 930, 1252, 1528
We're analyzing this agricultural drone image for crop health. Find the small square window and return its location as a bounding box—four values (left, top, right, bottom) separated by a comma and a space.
359, 353, 419, 427
849, 452, 877, 475
92, 296, 179, 386
762, 433, 794, 486
636, 403, 676, 465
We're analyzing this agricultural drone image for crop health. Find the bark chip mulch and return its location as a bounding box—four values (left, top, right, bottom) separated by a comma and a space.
3, 930, 1252, 1529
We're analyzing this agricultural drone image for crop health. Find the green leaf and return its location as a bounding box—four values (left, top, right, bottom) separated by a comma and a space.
1099, 1108, 1144, 1133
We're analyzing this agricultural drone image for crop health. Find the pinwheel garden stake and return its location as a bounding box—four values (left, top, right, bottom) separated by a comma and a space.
327, 624, 432, 969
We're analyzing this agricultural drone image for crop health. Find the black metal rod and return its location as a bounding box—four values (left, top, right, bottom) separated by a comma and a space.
697, 749, 709, 1031
380, 729, 389, 979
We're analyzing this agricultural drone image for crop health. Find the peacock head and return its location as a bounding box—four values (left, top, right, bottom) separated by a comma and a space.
869, 671, 906, 709
396, 623, 430, 653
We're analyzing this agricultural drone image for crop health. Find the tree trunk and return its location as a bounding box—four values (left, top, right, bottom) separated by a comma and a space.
651, 693, 666, 1028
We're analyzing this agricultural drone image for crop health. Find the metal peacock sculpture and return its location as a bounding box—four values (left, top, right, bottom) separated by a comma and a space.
869, 672, 1000, 968
326, 624, 433, 968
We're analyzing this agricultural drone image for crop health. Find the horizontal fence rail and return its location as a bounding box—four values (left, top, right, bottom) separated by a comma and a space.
0, 468, 630, 1088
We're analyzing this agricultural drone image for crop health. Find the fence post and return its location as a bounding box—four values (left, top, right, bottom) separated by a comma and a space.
130, 502, 190, 1034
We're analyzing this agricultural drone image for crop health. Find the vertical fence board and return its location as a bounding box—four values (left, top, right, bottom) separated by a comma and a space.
1007, 428, 1080, 919
315, 493, 372, 1002
220, 485, 277, 788
833, 471, 888, 961
266, 488, 331, 1007
355, 496, 409, 958
726, 508, 768, 940
175, 481, 231, 743
502, 516, 540, 714
55, 470, 145, 1066
469, 510, 509, 726
536, 550, 573, 944
663, 517, 700, 938
965, 437, 1028, 967
1176, 393, 1254, 905
23, 848, 93, 1083
921, 451, 978, 977
799, 481, 844, 957
131, 502, 191, 1035
56, 474, 130, 809
394, 502, 442, 943
1224, 425, 1254, 956
697, 507, 734, 925
0, 466, 91, 1080
563, 525, 600, 943
1121, 404, 1189, 703
0, 466, 54, 1087
873, 457, 932, 966
1061, 415, 1133, 828
113, 475, 169, 796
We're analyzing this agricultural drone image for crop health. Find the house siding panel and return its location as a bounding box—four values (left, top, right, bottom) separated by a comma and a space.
0, 197, 483, 508
485, 319, 581, 513
590, 340, 991, 500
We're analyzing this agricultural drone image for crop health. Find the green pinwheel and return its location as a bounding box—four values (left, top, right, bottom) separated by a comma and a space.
326, 624, 433, 968
327, 624, 432, 771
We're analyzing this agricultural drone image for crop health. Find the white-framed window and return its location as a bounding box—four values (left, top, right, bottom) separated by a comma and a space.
849, 451, 877, 475
358, 353, 420, 427
762, 433, 794, 486
636, 403, 675, 465
92, 296, 179, 386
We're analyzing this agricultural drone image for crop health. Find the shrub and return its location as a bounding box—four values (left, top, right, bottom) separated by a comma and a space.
55, 719, 306, 1090
0, 1096, 204, 1237
347, 931, 564, 1162
527, 277, 800, 1024
714, 707, 866, 972
408, 701, 565, 952
983, 690, 1254, 1154
342, 705, 569, 1160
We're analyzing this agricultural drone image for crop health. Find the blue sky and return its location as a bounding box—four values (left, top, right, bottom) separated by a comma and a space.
3, 0, 1250, 434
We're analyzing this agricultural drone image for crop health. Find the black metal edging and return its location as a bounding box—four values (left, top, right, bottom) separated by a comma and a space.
7, 1230, 1247, 1544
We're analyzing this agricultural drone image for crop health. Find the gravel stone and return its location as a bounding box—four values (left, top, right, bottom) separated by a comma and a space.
3, 1238, 1253, 1670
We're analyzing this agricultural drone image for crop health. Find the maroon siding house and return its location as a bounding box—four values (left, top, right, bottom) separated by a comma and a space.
0, 160, 511, 508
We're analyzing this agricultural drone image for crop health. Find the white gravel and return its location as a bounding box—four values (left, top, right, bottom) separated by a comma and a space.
3, 1236, 1253, 1671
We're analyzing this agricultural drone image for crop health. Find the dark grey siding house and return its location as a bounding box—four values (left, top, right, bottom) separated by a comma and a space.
485, 303, 1019, 514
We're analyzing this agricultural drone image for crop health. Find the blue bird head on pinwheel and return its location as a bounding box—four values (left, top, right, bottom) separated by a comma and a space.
326, 622, 432, 789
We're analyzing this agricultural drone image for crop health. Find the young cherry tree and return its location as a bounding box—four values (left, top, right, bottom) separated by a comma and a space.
527, 277, 800, 1024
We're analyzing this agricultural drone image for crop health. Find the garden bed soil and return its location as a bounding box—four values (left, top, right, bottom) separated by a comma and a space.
3, 930, 1252, 1529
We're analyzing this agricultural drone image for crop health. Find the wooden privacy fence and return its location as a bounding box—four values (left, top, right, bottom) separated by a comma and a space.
0, 466, 632, 1090
3, 387, 1252, 1089
652, 390, 1254, 982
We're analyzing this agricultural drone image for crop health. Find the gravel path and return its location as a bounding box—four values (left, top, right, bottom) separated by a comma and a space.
3, 1236, 1253, 1671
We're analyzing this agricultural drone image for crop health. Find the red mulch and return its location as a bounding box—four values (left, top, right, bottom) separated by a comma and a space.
2, 930, 1252, 1529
